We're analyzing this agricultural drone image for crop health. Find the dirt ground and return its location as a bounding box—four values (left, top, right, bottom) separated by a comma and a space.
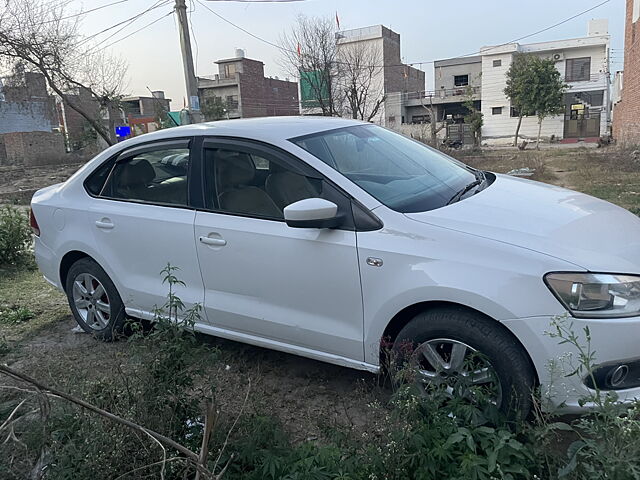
1, 144, 638, 444
0, 163, 83, 204
0, 267, 386, 444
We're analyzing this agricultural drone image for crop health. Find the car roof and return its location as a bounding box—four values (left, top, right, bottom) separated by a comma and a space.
122, 116, 368, 147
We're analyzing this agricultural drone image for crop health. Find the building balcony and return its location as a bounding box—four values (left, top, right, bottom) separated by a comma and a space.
566, 72, 609, 92
404, 86, 481, 107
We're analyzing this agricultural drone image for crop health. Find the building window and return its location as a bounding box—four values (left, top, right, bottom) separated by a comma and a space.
493, 59, 502, 67
565, 57, 591, 82
223, 63, 236, 78
510, 107, 521, 117
454, 75, 469, 87
226, 95, 239, 110
634, 0, 639, 23
492, 107, 503, 115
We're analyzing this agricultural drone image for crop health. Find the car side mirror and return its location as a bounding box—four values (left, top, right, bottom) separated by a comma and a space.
284, 198, 342, 229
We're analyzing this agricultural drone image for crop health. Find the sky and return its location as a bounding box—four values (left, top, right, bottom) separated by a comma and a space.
73, 0, 627, 110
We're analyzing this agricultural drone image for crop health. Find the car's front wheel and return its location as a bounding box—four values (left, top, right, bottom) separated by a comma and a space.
65, 258, 126, 341
391, 306, 535, 418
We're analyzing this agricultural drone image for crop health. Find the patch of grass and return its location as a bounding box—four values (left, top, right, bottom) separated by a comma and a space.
553, 149, 640, 213
0, 305, 34, 324
0, 264, 68, 346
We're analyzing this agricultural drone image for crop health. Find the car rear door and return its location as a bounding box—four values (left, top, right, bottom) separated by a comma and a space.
87, 139, 204, 318
193, 138, 365, 361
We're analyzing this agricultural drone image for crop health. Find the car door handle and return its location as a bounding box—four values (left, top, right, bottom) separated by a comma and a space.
95, 219, 114, 230
199, 236, 227, 247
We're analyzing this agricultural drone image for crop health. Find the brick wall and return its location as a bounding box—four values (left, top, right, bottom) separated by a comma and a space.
0, 131, 66, 166
262, 78, 299, 116
57, 89, 102, 150
0, 102, 54, 134
0, 72, 58, 134
614, 0, 640, 145
238, 58, 299, 118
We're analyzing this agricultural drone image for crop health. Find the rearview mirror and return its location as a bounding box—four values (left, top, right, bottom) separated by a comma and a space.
284, 198, 341, 229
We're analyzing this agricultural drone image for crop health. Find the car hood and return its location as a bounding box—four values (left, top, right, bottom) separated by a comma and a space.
405, 173, 640, 272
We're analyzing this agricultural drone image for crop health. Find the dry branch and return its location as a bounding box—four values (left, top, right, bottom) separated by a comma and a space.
0, 364, 200, 462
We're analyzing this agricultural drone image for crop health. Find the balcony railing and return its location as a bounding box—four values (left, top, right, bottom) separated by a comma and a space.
405, 85, 480, 102
566, 73, 608, 83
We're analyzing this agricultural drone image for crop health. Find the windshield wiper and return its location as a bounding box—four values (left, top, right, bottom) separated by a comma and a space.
446, 171, 486, 205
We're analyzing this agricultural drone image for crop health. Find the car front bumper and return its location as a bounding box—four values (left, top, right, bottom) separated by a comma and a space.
503, 314, 640, 413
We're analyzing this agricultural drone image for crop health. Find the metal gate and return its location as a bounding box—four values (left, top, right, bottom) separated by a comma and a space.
564, 113, 601, 138
447, 124, 474, 145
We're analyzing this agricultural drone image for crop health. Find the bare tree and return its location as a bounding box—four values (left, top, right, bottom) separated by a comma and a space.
338, 41, 386, 122
420, 94, 447, 146
279, 15, 341, 116
0, 0, 129, 146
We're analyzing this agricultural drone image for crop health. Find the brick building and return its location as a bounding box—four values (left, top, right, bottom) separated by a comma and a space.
56, 88, 102, 151
613, 0, 640, 145
197, 50, 299, 120
310, 25, 425, 126
0, 72, 66, 165
122, 91, 172, 136
0, 72, 58, 134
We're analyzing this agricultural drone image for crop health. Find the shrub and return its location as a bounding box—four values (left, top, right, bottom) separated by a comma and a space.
5, 278, 640, 479
0, 206, 32, 266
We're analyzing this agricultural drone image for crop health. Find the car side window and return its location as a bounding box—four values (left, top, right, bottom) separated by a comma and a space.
105, 148, 190, 206
203, 147, 322, 219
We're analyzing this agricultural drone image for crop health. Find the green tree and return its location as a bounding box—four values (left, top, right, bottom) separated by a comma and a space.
201, 96, 228, 121
463, 86, 483, 148
504, 54, 566, 148
529, 58, 567, 149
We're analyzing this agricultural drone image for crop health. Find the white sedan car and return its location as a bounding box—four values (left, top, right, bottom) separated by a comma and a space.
31, 117, 640, 414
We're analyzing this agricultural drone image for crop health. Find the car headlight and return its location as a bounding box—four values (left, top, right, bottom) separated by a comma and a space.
545, 273, 640, 318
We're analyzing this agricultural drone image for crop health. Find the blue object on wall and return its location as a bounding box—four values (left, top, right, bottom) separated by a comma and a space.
115, 126, 131, 137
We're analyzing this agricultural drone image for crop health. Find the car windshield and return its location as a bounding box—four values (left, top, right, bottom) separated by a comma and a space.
291, 124, 479, 213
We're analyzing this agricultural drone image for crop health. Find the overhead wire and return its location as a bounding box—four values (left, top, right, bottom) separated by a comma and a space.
188, 0, 200, 74
91, 8, 175, 54
193, 0, 612, 69
82, 0, 172, 51
42, 0, 131, 24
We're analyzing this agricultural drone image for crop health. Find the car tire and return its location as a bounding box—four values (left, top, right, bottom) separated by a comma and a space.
391, 305, 535, 418
65, 258, 126, 341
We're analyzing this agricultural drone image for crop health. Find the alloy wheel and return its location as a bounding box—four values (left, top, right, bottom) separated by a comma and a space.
411, 338, 502, 406
72, 273, 112, 330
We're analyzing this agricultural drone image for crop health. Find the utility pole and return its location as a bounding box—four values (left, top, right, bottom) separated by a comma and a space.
175, 0, 202, 123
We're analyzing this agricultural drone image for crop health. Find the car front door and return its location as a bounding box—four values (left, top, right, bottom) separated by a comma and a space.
193, 138, 364, 361
87, 139, 204, 318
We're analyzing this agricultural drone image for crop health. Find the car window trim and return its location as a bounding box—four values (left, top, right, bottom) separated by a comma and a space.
83, 137, 194, 201
97, 138, 194, 208
198, 136, 358, 230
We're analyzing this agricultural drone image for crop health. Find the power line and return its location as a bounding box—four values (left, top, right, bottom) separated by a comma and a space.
92, 9, 175, 53
82, 0, 172, 49
453, 0, 611, 61
52, 0, 131, 23
194, 0, 611, 70
195, 0, 284, 52
188, 0, 200, 74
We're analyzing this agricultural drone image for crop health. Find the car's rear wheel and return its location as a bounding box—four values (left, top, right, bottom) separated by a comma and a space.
65, 258, 126, 341
391, 306, 535, 418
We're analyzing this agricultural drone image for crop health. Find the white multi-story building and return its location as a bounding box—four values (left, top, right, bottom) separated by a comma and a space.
404, 19, 611, 144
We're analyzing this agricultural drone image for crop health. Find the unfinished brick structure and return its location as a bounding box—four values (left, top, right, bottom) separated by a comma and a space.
614, 0, 640, 145
0, 72, 67, 165
198, 50, 299, 119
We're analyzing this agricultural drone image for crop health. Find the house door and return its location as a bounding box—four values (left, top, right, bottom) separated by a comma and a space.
564, 109, 601, 138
